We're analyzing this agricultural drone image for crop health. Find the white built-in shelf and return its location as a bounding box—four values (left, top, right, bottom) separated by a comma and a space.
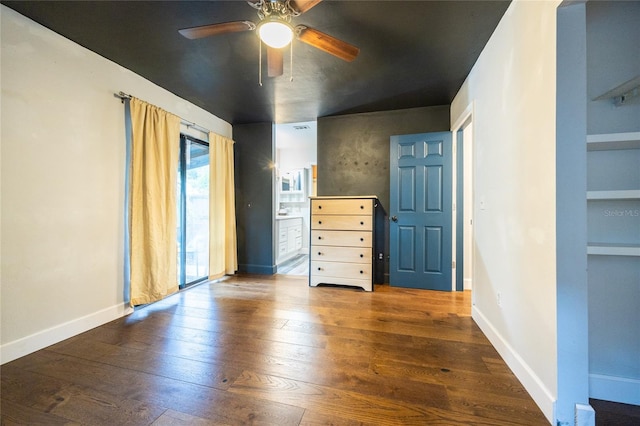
587, 190, 640, 200
586, 133, 640, 255
588, 243, 640, 257
587, 132, 640, 151
593, 75, 640, 106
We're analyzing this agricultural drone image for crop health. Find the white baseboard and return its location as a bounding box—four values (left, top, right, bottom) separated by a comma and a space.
1, 303, 133, 365
589, 373, 640, 405
464, 278, 473, 290
472, 306, 555, 424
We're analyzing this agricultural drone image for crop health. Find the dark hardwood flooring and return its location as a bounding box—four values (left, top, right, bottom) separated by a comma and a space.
590, 398, 640, 426
2, 274, 552, 425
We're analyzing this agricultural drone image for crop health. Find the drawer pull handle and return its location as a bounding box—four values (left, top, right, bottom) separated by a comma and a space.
318, 236, 322, 240
360, 205, 364, 209
318, 221, 322, 225
318, 252, 322, 256
360, 221, 364, 225
318, 205, 322, 209
360, 238, 364, 241
318, 267, 322, 271
360, 270, 364, 274
360, 254, 364, 258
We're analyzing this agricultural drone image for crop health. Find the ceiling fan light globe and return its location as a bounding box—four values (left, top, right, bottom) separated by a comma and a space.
259, 21, 293, 48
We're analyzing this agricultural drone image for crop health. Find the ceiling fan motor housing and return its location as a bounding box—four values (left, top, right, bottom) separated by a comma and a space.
249, 0, 297, 22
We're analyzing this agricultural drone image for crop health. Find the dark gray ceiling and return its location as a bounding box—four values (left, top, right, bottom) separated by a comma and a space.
2, 1, 510, 125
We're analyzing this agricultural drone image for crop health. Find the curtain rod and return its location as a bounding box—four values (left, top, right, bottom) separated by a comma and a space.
115, 91, 212, 135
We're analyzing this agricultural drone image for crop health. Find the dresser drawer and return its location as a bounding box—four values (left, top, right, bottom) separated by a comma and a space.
312, 230, 372, 247
311, 215, 372, 231
311, 246, 371, 263
311, 260, 372, 280
311, 198, 373, 215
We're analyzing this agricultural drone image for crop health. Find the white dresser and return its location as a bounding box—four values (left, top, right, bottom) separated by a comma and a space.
309, 196, 384, 291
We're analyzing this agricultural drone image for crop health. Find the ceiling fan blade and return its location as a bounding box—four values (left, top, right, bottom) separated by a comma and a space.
295, 26, 359, 62
178, 21, 256, 40
289, 0, 323, 14
267, 47, 284, 77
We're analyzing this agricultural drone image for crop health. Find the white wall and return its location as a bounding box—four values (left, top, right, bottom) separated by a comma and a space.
451, 0, 560, 423
555, 2, 590, 423
275, 121, 317, 171
0, 6, 231, 363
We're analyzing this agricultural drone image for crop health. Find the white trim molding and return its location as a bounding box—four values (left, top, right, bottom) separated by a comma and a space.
589, 374, 640, 406
1, 303, 133, 364
473, 306, 555, 423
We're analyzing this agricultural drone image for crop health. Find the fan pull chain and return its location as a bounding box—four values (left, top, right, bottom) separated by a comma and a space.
290, 42, 293, 82
258, 41, 263, 86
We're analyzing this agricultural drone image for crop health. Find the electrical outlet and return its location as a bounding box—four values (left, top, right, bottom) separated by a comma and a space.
497, 291, 502, 307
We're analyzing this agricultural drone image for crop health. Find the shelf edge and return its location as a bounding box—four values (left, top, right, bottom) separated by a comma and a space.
587, 190, 640, 200
587, 244, 640, 256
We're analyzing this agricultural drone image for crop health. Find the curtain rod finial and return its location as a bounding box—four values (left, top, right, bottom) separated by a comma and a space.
115, 91, 132, 102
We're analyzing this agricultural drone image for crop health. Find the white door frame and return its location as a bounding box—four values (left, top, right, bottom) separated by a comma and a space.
451, 102, 475, 292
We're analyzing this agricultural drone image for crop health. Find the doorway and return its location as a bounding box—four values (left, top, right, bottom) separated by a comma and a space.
274, 121, 317, 276
388, 124, 474, 292
389, 131, 453, 290
452, 112, 474, 293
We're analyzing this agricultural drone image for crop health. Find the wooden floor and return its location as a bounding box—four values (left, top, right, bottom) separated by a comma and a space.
2, 274, 550, 425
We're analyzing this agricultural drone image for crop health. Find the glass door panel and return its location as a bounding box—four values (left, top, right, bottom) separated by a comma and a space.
178, 135, 209, 287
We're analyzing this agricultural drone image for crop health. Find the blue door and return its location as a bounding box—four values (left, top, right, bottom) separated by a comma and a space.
389, 132, 452, 290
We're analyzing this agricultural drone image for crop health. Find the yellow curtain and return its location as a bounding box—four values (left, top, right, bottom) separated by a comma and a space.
209, 132, 238, 279
129, 98, 181, 306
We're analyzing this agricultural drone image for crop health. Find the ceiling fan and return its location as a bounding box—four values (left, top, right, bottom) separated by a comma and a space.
178, 0, 359, 78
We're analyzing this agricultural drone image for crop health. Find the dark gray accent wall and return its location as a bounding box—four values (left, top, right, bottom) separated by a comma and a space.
234, 122, 275, 274
233, 106, 449, 276
317, 106, 450, 211
317, 106, 450, 284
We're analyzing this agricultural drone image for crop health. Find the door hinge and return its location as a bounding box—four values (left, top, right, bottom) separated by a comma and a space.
452, 260, 456, 269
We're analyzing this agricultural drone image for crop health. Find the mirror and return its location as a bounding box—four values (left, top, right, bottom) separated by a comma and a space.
280, 169, 304, 193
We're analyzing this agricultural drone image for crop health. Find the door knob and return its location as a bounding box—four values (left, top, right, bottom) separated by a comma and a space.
391, 216, 398, 222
